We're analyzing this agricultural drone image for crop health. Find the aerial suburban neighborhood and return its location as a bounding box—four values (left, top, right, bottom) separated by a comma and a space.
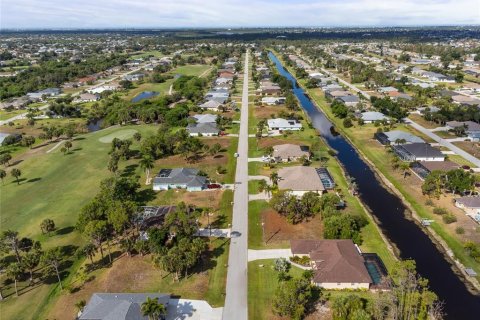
1, 2, 480, 320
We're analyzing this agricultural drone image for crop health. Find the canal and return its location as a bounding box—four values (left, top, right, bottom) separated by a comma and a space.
268, 52, 480, 319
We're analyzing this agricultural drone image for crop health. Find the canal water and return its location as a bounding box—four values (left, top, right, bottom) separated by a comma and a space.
268, 52, 480, 319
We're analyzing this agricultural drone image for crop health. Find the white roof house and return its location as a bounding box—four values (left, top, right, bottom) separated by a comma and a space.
198, 100, 223, 111
261, 97, 286, 105
267, 118, 302, 131
360, 111, 389, 123
191, 114, 217, 124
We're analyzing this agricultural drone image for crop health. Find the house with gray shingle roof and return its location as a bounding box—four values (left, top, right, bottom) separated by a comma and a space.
375, 130, 424, 145
153, 168, 207, 191
360, 111, 389, 123
79, 293, 170, 320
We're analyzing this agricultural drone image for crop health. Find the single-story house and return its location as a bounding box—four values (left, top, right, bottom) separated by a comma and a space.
133, 206, 176, 230
375, 130, 424, 145
454, 197, 480, 219
335, 95, 359, 107
0, 96, 30, 110
290, 239, 372, 290
272, 144, 310, 162
378, 86, 398, 94
261, 97, 286, 105
451, 95, 480, 106
153, 168, 207, 191
393, 143, 445, 162
191, 114, 217, 124
267, 118, 302, 131
446, 121, 480, 141
360, 111, 389, 123
79, 293, 170, 320
277, 166, 334, 197
186, 122, 220, 137
325, 90, 351, 99
321, 84, 343, 92
27, 88, 61, 100
260, 85, 282, 96
76, 93, 100, 103
411, 161, 460, 180
215, 77, 232, 85
198, 100, 223, 111
88, 83, 121, 94
123, 73, 144, 81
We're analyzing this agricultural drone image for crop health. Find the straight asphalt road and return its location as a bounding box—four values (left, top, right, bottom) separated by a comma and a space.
223, 52, 249, 320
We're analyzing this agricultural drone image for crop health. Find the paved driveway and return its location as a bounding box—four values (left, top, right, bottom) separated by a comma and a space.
167, 299, 223, 320
247, 249, 293, 261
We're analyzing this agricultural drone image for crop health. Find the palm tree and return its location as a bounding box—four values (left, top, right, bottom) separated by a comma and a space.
141, 297, 167, 320
83, 243, 96, 264
258, 179, 268, 194
269, 172, 279, 186
400, 162, 410, 179
40, 248, 63, 290
6, 263, 23, 296
140, 155, 154, 185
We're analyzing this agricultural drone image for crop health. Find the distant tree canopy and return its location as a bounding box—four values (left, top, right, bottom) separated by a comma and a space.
0, 54, 126, 99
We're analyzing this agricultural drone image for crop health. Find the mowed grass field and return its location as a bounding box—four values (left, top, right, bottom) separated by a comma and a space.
248, 259, 303, 320
0, 125, 157, 320
123, 64, 211, 101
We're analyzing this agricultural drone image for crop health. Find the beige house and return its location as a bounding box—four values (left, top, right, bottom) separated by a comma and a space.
272, 144, 310, 162
454, 197, 480, 216
291, 239, 372, 290
277, 166, 334, 197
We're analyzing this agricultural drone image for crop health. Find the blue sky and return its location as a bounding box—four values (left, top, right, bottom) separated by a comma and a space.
1, 0, 479, 29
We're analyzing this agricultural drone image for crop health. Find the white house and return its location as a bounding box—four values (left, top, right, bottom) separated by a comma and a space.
360, 111, 389, 123
267, 118, 302, 131
261, 97, 286, 105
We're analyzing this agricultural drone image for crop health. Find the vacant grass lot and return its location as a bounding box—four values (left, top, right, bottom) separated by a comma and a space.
248, 259, 303, 320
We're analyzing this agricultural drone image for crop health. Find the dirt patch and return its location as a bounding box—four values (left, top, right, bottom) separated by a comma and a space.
48, 253, 211, 320
262, 209, 323, 246
48, 255, 162, 319
254, 105, 286, 119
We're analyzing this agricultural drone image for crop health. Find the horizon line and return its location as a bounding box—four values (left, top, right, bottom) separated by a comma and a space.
1, 24, 480, 32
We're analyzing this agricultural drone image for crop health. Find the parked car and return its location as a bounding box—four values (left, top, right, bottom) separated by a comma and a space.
207, 183, 222, 189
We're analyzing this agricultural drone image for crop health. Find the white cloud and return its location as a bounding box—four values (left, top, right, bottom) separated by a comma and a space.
1, 0, 479, 29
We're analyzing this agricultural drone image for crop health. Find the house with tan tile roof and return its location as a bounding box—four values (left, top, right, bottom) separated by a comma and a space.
290, 239, 372, 290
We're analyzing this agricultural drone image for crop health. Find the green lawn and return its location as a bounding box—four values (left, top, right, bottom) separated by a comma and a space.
248, 179, 261, 194
0, 109, 25, 121
0, 124, 157, 319
248, 259, 303, 320
170, 64, 212, 77
129, 50, 164, 59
